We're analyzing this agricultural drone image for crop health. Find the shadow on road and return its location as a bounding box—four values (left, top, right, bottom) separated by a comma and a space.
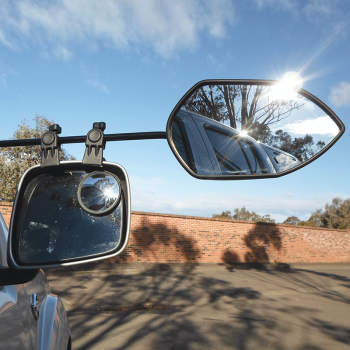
48, 262, 350, 350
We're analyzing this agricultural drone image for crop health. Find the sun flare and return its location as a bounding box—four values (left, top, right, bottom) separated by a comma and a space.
103, 187, 116, 199
270, 72, 303, 101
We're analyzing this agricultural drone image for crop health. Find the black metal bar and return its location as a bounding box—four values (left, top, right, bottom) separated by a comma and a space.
0, 131, 167, 148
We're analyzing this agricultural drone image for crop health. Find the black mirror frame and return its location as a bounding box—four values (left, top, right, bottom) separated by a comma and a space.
7, 161, 131, 269
166, 79, 345, 180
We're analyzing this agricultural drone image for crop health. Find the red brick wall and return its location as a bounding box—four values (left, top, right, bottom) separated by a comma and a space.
1, 203, 349, 263
0, 202, 13, 228
110, 211, 350, 264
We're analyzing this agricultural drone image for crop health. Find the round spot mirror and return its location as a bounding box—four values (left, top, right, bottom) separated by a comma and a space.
78, 171, 121, 215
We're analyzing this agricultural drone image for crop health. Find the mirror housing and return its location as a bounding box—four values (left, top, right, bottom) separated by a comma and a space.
167, 80, 345, 179
7, 161, 131, 268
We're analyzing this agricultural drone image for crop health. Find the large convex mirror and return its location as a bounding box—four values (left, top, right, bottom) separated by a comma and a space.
167, 81, 344, 179
17, 170, 123, 264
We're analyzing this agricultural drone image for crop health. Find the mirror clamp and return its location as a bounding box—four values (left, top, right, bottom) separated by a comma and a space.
40, 124, 62, 167
82, 122, 106, 166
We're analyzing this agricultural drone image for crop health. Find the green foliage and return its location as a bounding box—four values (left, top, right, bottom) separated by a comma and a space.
0, 115, 75, 202
212, 207, 275, 223
320, 198, 350, 229
213, 199, 350, 229
282, 216, 301, 225
285, 199, 350, 229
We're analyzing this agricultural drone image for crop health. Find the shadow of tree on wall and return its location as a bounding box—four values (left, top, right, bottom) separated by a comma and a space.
114, 216, 201, 262
244, 223, 282, 263
221, 223, 284, 269
116, 217, 284, 266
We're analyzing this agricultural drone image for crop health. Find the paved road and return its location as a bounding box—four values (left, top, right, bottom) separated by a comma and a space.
47, 263, 350, 350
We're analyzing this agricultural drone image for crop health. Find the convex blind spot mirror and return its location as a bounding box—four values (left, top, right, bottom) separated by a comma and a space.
8, 161, 131, 268
78, 171, 121, 215
166, 80, 345, 179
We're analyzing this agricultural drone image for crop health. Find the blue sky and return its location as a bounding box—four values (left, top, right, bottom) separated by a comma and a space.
0, 0, 349, 222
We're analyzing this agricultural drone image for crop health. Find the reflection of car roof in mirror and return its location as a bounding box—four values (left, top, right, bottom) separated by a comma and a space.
172, 109, 302, 176
260, 144, 300, 172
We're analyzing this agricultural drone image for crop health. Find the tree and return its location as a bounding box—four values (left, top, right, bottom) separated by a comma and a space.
212, 210, 233, 220
283, 216, 301, 225
213, 207, 275, 223
0, 115, 75, 202
297, 198, 350, 229
320, 198, 350, 229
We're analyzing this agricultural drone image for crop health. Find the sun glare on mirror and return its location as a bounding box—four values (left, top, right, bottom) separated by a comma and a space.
103, 187, 117, 199
240, 130, 248, 136
270, 72, 303, 101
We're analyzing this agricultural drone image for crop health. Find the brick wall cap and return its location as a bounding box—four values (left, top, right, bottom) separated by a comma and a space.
131, 210, 350, 233
0, 202, 13, 207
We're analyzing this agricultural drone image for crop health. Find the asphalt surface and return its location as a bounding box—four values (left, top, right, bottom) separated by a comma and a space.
46, 263, 350, 350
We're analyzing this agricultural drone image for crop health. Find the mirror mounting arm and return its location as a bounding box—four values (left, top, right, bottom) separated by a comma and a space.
82, 122, 106, 167
41, 124, 62, 167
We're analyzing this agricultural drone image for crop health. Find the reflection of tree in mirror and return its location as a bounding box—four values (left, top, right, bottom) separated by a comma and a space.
184, 85, 304, 131
262, 129, 325, 162
183, 85, 325, 162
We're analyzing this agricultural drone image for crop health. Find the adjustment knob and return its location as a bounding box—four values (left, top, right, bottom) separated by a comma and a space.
49, 124, 62, 134
93, 122, 106, 131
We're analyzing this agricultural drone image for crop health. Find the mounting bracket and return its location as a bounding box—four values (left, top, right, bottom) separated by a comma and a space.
82, 122, 106, 166
41, 124, 61, 167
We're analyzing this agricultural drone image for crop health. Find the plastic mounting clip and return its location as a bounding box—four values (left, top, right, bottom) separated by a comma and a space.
82, 122, 106, 166
41, 124, 61, 167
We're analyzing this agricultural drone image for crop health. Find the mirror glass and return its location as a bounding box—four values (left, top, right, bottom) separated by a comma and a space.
169, 83, 341, 176
78, 171, 121, 214
18, 171, 123, 264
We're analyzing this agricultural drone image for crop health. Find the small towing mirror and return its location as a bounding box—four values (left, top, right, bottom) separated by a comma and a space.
8, 161, 131, 268
7, 122, 131, 268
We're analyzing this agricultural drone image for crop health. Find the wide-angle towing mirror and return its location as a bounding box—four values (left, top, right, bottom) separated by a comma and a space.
8, 161, 131, 268
166, 80, 345, 179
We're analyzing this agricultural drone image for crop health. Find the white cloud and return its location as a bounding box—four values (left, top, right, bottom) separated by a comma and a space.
86, 79, 109, 94
304, 0, 333, 17
282, 116, 339, 136
53, 45, 73, 61
329, 81, 350, 107
0, 0, 234, 59
253, 0, 297, 11
130, 180, 350, 223
282, 190, 293, 197
207, 54, 226, 71
80, 62, 109, 93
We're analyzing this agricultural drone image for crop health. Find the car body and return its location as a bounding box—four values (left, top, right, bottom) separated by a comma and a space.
0, 211, 71, 350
